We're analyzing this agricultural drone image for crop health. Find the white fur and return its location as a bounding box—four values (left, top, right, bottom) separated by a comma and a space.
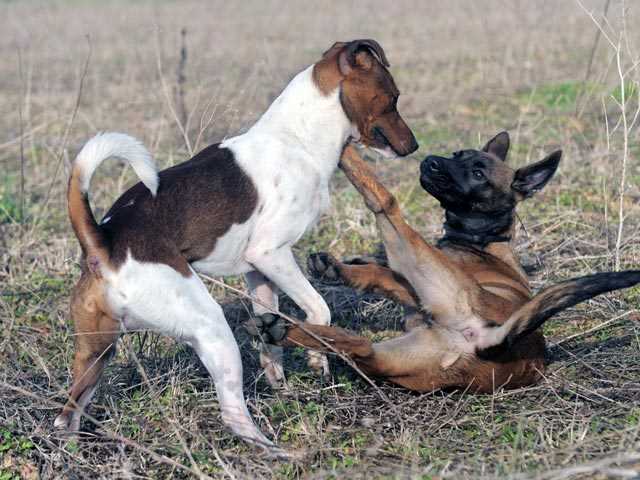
212, 66, 352, 376
78, 63, 355, 446
104, 254, 271, 445
74, 132, 159, 196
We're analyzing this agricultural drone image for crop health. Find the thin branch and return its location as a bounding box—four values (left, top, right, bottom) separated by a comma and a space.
33, 35, 92, 227
197, 273, 406, 427
154, 27, 193, 156
17, 48, 25, 223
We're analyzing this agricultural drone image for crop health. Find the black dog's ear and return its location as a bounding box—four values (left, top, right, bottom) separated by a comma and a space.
512, 150, 562, 199
482, 131, 510, 162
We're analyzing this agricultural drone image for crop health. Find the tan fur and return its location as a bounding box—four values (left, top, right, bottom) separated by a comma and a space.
56, 266, 119, 427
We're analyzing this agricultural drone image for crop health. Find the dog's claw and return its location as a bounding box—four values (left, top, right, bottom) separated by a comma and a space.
307, 252, 342, 282
245, 313, 288, 343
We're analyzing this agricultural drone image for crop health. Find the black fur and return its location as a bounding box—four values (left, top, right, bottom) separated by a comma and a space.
506, 270, 640, 345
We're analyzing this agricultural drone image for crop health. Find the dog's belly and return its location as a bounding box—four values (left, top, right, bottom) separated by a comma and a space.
191, 220, 254, 277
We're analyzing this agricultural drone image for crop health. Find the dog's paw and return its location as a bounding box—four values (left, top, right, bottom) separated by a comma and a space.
307, 252, 342, 282
53, 410, 83, 434
307, 351, 330, 380
245, 313, 288, 343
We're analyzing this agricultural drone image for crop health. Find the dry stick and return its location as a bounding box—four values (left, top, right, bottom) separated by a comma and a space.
154, 27, 193, 157
33, 36, 91, 227
17, 48, 25, 223
197, 273, 405, 426
0, 381, 210, 479
576, 0, 638, 271
549, 310, 638, 348
576, 0, 611, 117
175, 27, 188, 129
119, 333, 233, 479
613, 41, 634, 272
0, 122, 49, 152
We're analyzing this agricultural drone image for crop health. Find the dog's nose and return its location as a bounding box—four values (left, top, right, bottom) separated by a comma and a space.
406, 135, 419, 155
423, 156, 441, 173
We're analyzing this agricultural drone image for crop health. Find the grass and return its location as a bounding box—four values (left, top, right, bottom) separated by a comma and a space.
1, 0, 640, 478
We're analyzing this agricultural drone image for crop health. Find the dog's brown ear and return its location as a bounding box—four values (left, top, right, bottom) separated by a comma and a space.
322, 42, 347, 59
511, 150, 562, 199
338, 39, 390, 76
482, 131, 510, 161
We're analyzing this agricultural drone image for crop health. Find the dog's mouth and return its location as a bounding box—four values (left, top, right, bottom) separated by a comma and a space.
420, 157, 455, 200
371, 145, 398, 159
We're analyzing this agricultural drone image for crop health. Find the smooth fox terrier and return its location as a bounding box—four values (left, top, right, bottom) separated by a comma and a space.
55, 39, 417, 451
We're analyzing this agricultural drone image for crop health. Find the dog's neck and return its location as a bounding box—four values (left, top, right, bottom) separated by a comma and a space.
248, 65, 353, 180
439, 208, 529, 282
440, 208, 514, 248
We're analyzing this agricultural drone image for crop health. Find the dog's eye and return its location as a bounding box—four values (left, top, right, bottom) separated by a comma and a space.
472, 170, 484, 179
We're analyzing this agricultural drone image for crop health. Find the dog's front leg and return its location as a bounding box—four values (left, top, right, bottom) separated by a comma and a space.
245, 271, 288, 389
247, 247, 330, 379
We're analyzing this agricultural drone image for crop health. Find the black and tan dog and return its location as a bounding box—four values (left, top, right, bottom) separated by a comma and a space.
247, 133, 640, 392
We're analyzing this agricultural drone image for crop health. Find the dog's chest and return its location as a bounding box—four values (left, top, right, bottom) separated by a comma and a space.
190, 162, 331, 277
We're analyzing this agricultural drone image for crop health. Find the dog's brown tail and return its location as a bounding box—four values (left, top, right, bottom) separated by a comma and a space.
68, 133, 158, 272
477, 270, 640, 351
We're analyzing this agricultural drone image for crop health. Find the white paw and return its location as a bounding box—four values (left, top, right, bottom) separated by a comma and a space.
307, 351, 330, 378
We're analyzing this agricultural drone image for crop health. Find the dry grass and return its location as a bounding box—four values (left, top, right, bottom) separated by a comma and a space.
1, 0, 640, 478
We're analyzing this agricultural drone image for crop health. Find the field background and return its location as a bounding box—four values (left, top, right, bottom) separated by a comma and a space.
1, 0, 640, 478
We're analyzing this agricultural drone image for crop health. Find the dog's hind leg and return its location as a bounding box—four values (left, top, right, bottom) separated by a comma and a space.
256, 320, 472, 392
55, 273, 120, 432
106, 259, 275, 449
245, 271, 288, 389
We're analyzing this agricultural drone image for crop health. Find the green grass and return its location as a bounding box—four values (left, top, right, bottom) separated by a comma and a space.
1, 1, 640, 479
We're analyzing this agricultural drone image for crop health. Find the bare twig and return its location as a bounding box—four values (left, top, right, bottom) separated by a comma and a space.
197, 273, 406, 427
155, 27, 193, 156
175, 27, 188, 129
33, 35, 92, 227
17, 48, 25, 223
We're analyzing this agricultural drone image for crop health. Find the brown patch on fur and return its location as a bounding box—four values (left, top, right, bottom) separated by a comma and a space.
312, 40, 418, 156
99, 144, 257, 277
67, 170, 111, 273
57, 267, 119, 426
312, 42, 345, 95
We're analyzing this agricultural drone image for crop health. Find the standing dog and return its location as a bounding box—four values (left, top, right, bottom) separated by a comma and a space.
55, 39, 417, 450
248, 134, 640, 392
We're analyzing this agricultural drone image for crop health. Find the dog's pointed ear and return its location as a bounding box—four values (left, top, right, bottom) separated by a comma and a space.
339, 39, 390, 76
482, 131, 510, 162
512, 150, 562, 199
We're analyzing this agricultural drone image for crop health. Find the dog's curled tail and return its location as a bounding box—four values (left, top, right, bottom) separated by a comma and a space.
477, 270, 640, 351
68, 132, 158, 271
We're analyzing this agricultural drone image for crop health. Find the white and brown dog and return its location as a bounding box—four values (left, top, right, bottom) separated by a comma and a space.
55, 39, 417, 450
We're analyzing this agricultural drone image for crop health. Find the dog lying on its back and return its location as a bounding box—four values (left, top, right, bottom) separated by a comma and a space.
247, 133, 640, 392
